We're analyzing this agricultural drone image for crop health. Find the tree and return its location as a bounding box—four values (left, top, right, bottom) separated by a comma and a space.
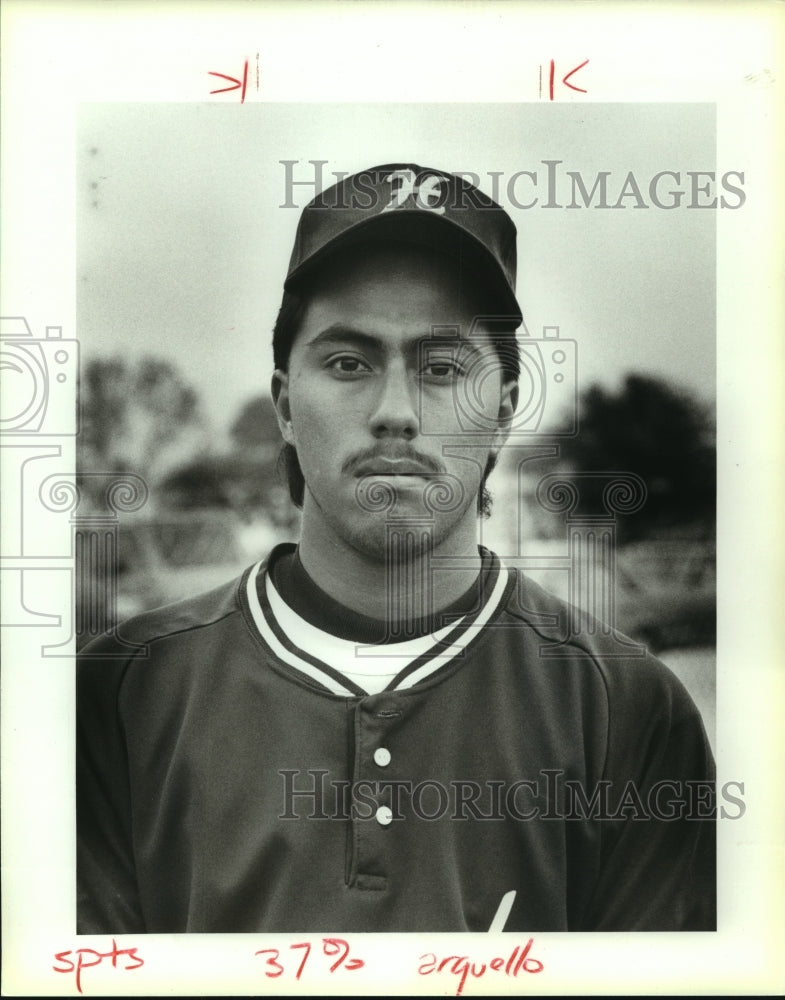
158, 453, 287, 521
554, 374, 715, 543
156, 393, 298, 529
224, 394, 297, 527
229, 395, 282, 454
78, 356, 208, 503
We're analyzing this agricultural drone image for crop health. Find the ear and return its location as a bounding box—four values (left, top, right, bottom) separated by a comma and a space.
271, 369, 296, 446
493, 378, 519, 452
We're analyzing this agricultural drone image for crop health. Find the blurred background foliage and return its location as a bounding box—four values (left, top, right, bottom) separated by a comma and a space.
553, 373, 715, 545
76, 356, 715, 674
78, 357, 715, 541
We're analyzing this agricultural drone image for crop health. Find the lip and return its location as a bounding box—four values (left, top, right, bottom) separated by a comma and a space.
354, 458, 435, 477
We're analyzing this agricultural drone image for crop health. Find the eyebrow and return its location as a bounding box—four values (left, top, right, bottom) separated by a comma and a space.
303, 323, 487, 357
303, 324, 384, 352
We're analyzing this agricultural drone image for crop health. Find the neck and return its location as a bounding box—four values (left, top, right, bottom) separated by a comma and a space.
297, 503, 483, 622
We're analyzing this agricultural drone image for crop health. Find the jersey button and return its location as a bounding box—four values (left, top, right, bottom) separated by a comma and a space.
376, 805, 393, 826
373, 747, 391, 767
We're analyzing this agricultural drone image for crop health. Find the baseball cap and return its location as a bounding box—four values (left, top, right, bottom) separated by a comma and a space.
283, 163, 523, 325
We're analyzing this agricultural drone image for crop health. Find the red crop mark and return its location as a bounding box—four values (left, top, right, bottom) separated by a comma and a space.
544, 59, 589, 100
209, 60, 248, 102
563, 59, 589, 93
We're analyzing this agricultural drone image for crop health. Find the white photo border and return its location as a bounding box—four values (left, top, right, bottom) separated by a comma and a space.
2, 1, 784, 996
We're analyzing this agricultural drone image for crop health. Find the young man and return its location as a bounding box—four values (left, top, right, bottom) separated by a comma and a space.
77, 164, 716, 934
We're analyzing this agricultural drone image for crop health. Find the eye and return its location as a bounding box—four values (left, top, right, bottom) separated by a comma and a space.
420, 355, 466, 381
326, 355, 372, 377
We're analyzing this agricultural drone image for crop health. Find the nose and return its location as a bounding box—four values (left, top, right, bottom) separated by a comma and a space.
368, 361, 419, 440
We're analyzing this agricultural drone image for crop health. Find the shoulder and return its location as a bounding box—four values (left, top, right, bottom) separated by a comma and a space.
76, 563, 267, 729
497, 561, 714, 783
75, 556, 269, 698
500, 561, 702, 726
83, 568, 250, 656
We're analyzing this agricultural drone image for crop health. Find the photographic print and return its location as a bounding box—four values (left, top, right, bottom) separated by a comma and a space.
2, 2, 783, 996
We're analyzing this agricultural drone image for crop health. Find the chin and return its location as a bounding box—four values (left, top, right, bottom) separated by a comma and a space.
349, 521, 435, 563
342, 507, 474, 565
309, 483, 476, 563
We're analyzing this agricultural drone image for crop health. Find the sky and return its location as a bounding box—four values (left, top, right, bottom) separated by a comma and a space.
77, 102, 716, 443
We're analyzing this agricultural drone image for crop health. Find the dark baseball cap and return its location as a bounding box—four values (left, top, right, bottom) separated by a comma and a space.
283, 163, 523, 325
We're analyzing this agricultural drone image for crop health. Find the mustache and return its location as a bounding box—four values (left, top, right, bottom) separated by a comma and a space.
343, 447, 445, 477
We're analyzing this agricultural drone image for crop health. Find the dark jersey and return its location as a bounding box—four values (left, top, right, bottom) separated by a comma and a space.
77, 544, 716, 933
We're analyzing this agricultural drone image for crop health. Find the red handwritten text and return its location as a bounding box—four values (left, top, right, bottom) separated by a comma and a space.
419, 939, 543, 996
255, 937, 364, 980
208, 60, 249, 103
53, 940, 144, 995
540, 59, 590, 100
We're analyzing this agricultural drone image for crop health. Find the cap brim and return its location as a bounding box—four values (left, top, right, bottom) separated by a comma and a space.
284, 210, 523, 326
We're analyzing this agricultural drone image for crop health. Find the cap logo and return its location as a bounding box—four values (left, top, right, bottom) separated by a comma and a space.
381, 169, 446, 216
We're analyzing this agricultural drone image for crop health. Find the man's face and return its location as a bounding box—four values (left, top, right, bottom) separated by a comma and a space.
272, 243, 518, 561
